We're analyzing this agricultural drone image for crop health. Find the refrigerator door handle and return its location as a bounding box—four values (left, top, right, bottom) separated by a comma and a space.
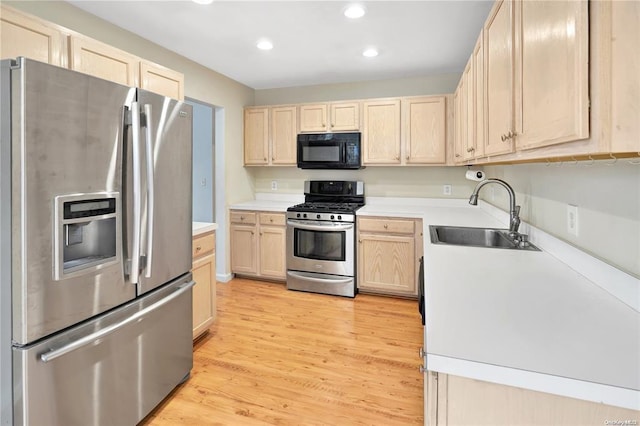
130, 101, 142, 285
143, 103, 155, 278
39, 281, 195, 363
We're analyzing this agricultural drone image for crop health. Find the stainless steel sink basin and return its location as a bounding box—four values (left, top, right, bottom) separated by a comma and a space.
429, 225, 540, 251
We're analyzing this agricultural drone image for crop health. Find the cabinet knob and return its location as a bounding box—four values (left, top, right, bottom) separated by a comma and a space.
264, 157, 267, 161
501, 134, 507, 142
358, 239, 362, 243
260, 232, 263, 236
270, 218, 273, 223
395, 156, 400, 160
383, 224, 388, 229
455, 154, 461, 158
272, 156, 275, 161
322, 123, 326, 127
196, 246, 201, 252
251, 231, 254, 235
467, 147, 475, 152
406, 155, 410, 160
240, 216, 244, 221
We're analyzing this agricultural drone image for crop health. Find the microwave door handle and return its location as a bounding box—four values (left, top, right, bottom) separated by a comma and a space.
287, 219, 354, 232
129, 101, 142, 285
143, 104, 154, 278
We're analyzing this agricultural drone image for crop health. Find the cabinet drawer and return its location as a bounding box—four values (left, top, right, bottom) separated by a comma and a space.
192, 233, 215, 259
358, 217, 415, 234
259, 213, 285, 226
230, 211, 257, 225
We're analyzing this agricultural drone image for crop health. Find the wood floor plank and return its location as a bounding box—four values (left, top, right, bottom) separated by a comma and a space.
140, 278, 424, 425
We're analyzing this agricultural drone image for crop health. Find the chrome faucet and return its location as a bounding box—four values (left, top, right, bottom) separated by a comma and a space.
469, 178, 521, 235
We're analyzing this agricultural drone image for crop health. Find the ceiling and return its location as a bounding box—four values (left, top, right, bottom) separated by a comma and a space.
67, 0, 494, 90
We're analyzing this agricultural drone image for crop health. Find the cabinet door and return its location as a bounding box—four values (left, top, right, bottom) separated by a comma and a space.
69, 34, 138, 86
453, 84, 465, 163
230, 224, 257, 275
362, 99, 401, 164
608, 1, 639, 153
0, 6, 65, 66
515, 0, 589, 150
270, 106, 297, 165
259, 226, 286, 279
299, 104, 328, 132
402, 96, 446, 164
472, 31, 486, 159
330, 102, 360, 131
244, 108, 269, 165
192, 253, 215, 338
140, 60, 184, 100
463, 58, 476, 161
358, 233, 416, 296
484, 0, 515, 156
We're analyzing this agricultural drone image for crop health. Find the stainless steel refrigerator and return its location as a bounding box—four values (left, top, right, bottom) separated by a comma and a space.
0, 58, 194, 425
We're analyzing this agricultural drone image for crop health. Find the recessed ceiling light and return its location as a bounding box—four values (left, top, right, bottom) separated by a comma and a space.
362, 48, 378, 58
344, 5, 366, 19
257, 39, 274, 51
192, 0, 213, 4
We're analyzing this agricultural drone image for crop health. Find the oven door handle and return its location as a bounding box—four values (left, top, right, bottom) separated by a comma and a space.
287, 219, 354, 232
287, 271, 353, 284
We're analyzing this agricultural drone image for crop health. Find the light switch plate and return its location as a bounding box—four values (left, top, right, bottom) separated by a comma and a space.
443, 184, 452, 196
567, 204, 578, 236
271, 180, 278, 191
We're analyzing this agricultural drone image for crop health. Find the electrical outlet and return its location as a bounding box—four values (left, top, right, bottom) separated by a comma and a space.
271, 180, 278, 191
443, 184, 452, 196
200, 178, 206, 187
567, 204, 579, 236
490, 186, 495, 202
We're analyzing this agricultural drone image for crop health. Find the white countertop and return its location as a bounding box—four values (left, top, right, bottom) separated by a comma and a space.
361, 197, 640, 410
229, 193, 303, 213
192, 221, 218, 236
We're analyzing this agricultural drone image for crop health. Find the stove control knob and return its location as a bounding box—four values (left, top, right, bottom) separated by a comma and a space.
338, 215, 342, 220
330, 215, 335, 220
296, 213, 301, 218
316, 214, 321, 219
303, 214, 307, 218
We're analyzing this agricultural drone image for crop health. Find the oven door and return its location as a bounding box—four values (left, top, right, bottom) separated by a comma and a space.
286, 219, 354, 276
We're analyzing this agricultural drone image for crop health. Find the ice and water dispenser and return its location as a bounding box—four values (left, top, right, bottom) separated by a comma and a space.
54, 193, 120, 280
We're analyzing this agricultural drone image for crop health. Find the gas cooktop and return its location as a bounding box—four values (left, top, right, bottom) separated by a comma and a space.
287, 202, 364, 214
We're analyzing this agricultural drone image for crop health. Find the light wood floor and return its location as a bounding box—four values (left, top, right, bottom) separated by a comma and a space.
141, 278, 424, 425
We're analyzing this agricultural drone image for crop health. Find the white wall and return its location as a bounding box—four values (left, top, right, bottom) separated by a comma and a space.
189, 100, 214, 222
254, 73, 459, 105
483, 161, 640, 278
253, 166, 475, 198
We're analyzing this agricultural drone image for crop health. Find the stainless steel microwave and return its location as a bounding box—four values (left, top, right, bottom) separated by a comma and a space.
297, 132, 362, 169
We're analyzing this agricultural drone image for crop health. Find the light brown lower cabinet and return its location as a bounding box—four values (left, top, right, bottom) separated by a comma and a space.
425, 372, 639, 426
230, 210, 286, 281
357, 216, 423, 297
192, 231, 216, 339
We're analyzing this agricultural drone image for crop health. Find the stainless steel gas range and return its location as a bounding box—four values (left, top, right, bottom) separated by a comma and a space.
286, 180, 364, 297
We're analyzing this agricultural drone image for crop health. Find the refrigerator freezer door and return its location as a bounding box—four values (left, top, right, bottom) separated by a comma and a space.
130, 90, 193, 295
12, 275, 194, 426
10, 59, 137, 345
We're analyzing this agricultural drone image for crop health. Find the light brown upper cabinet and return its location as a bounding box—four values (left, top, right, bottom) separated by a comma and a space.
270, 106, 297, 165
401, 96, 447, 164
602, 1, 640, 154
514, 0, 589, 151
484, 0, 515, 156
299, 102, 359, 133
244, 106, 297, 166
362, 99, 402, 165
244, 107, 269, 165
0, 5, 66, 67
140, 60, 184, 100
472, 31, 485, 159
69, 34, 139, 87
483, 0, 589, 155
